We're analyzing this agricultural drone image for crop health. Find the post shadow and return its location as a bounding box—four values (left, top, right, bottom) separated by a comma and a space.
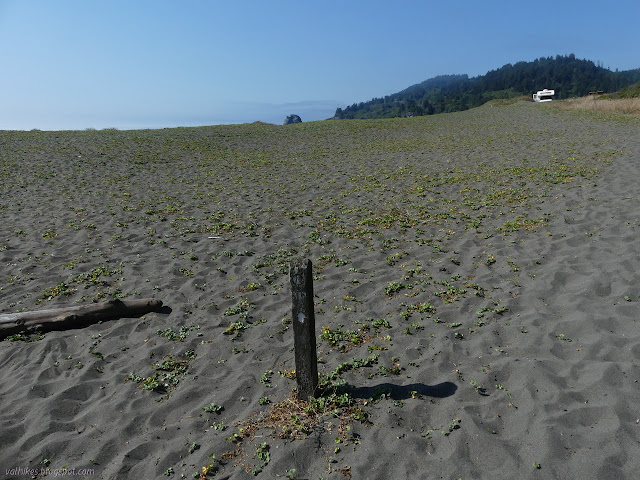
325, 381, 457, 401
289, 259, 458, 403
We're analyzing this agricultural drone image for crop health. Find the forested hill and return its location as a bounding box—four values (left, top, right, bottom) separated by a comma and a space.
334, 55, 640, 119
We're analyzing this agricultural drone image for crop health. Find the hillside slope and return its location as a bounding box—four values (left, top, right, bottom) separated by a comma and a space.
335, 54, 640, 119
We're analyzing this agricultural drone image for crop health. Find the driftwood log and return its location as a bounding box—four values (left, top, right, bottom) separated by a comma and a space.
0, 298, 164, 340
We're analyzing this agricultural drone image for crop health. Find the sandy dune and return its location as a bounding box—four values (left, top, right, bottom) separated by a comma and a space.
1, 103, 640, 479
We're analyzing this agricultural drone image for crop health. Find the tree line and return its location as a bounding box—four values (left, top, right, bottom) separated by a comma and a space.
334, 55, 640, 119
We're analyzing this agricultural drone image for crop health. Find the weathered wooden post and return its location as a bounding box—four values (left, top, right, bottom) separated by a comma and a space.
290, 259, 319, 401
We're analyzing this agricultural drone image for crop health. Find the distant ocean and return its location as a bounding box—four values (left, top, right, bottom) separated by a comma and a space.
2, 102, 340, 131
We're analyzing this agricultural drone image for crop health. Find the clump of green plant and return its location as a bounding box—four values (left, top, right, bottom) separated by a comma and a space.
320, 325, 369, 352
371, 358, 402, 377
36, 263, 128, 304
251, 442, 270, 475
384, 281, 407, 296
223, 315, 267, 339
495, 383, 513, 400
323, 354, 380, 382
127, 350, 196, 393
401, 301, 436, 320
179, 267, 194, 277
405, 322, 423, 334
3, 331, 46, 342
157, 325, 200, 341
198, 454, 220, 478
385, 251, 405, 265
469, 379, 487, 395
71, 264, 122, 287
433, 277, 467, 303
37, 282, 76, 303
203, 402, 224, 414
370, 318, 391, 330
499, 215, 548, 233
224, 320, 249, 337
224, 298, 252, 318
251, 248, 298, 284
442, 418, 461, 436
260, 370, 274, 387
42, 228, 57, 239
370, 385, 393, 402
476, 303, 508, 318
556, 333, 572, 342
238, 282, 261, 293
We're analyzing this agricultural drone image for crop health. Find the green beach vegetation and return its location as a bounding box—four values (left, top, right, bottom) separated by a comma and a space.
2, 100, 638, 478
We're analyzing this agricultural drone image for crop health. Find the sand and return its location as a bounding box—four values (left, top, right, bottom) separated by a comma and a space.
1, 103, 640, 479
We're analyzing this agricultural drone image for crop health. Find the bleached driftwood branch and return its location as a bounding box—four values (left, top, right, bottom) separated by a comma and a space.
0, 298, 164, 339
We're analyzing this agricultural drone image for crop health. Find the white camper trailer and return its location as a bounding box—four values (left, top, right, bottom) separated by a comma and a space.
533, 89, 555, 102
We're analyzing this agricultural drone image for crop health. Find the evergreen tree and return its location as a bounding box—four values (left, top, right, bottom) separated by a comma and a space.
333, 55, 640, 120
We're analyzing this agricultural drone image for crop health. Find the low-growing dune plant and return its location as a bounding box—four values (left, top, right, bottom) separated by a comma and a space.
127, 350, 196, 394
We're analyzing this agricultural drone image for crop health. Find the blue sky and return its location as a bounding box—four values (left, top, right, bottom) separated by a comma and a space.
1, 0, 638, 130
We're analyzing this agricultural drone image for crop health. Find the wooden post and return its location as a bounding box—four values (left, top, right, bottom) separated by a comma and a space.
290, 259, 319, 401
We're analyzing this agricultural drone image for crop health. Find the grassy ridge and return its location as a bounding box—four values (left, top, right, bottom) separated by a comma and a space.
603, 81, 640, 99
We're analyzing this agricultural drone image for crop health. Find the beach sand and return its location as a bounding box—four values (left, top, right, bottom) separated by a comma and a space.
1, 103, 640, 479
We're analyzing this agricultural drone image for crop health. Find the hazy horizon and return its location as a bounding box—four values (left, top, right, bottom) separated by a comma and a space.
2, 100, 339, 131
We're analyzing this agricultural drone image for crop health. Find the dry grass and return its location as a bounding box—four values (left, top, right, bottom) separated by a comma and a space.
483, 95, 531, 106
557, 95, 640, 115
